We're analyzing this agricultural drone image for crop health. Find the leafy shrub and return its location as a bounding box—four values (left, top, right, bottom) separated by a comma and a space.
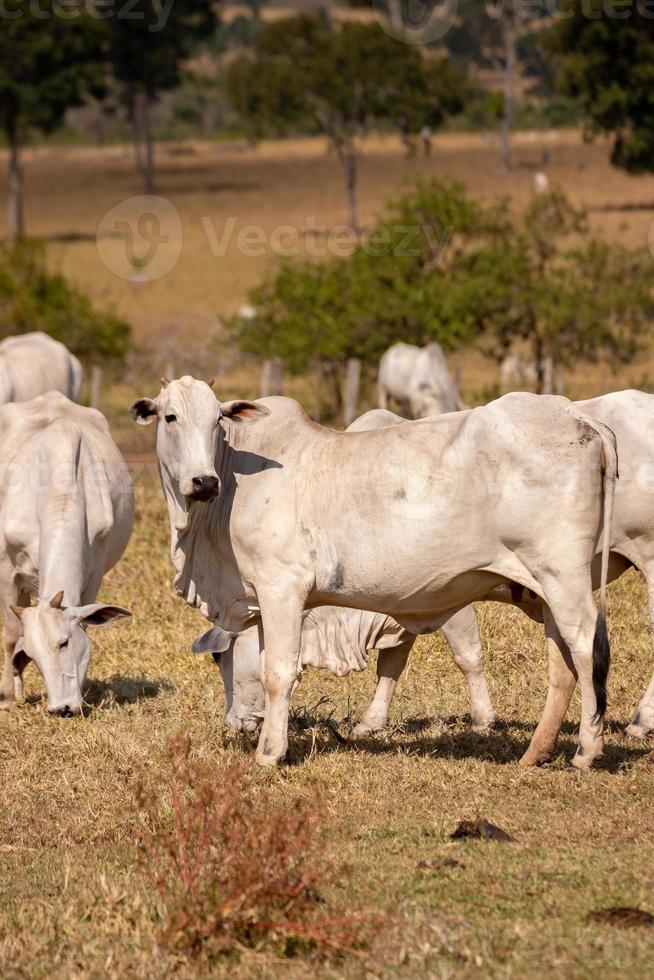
0, 239, 130, 363
135, 732, 378, 960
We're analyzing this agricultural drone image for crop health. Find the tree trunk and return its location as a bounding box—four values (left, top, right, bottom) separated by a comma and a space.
343, 357, 361, 426
341, 148, 358, 232
539, 355, 553, 395
130, 93, 156, 194
500, 12, 517, 173
313, 359, 324, 422
6, 135, 24, 243
142, 97, 155, 195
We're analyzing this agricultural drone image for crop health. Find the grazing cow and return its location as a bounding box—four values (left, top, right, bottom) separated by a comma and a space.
132, 377, 615, 769
0, 332, 83, 405
378, 342, 464, 418
194, 408, 494, 736
499, 352, 538, 391
0, 392, 133, 715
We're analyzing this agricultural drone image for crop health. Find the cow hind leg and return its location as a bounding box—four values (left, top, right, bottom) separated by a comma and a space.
625, 570, 654, 738
520, 607, 577, 767
540, 595, 606, 769
441, 606, 496, 730
353, 639, 413, 737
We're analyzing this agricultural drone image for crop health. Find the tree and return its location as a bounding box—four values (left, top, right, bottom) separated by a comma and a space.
0, 239, 130, 362
108, 0, 217, 193
235, 182, 653, 397
0, 3, 106, 241
545, 5, 654, 174
226, 16, 465, 230
467, 188, 654, 390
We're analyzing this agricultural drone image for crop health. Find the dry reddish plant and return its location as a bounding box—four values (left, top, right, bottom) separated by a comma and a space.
135, 732, 378, 960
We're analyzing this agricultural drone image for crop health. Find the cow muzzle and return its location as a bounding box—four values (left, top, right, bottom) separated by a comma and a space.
188, 474, 221, 501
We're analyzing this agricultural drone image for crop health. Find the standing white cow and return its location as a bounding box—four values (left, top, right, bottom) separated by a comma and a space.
378, 342, 464, 418
0, 392, 133, 715
298, 390, 654, 766
193, 408, 494, 736
0, 332, 83, 405
131, 377, 615, 769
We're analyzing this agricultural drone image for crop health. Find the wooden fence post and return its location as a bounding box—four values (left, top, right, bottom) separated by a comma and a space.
90, 365, 102, 410
343, 357, 361, 426
260, 358, 284, 397
313, 359, 324, 422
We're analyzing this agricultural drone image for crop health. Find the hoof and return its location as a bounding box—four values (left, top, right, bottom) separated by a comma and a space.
352, 722, 380, 738
570, 750, 597, 771
624, 721, 652, 739
519, 746, 553, 768
254, 751, 284, 767
471, 715, 496, 732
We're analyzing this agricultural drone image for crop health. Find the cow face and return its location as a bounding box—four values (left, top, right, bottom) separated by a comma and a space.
410, 384, 449, 419
11, 594, 130, 716
130, 377, 269, 504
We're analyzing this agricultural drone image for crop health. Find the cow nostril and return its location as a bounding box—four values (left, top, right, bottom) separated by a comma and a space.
192, 476, 204, 488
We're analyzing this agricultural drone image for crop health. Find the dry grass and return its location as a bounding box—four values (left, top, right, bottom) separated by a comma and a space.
1, 481, 653, 979
1, 131, 654, 976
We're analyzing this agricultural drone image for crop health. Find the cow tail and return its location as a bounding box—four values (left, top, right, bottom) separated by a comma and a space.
591, 420, 618, 723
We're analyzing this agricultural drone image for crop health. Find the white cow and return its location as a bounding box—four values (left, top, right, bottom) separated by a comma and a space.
0, 392, 133, 715
193, 409, 494, 736
132, 377, 616, 769
500, 351, 538, 391
378, 342, 464, 418
274, 390, 654, 767
0, 332, 83, 405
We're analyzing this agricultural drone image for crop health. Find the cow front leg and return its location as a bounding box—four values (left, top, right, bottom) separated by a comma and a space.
441, 606, 496, 730
255, 594, 305, 767
0, 604, 23, 708
625, 572, 654, 738
520, 607, 577, 767
353, 639, 413, 736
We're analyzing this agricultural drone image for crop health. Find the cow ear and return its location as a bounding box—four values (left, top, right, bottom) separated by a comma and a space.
130, 398, 159, 425
74, 604, 131, 628
191, 624, 235, 654
219, 401, 270, 426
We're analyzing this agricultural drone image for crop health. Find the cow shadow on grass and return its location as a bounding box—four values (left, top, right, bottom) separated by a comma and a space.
281, 713, 652, 772
83, 675, 175, 710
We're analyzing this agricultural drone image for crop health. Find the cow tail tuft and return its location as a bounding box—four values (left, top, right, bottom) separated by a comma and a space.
592, 611, 610, 723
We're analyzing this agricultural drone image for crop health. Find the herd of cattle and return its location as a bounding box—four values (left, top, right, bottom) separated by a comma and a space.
1, 332, 653, 772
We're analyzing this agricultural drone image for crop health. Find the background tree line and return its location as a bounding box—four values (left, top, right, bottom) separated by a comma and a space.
4, 1, 651, 238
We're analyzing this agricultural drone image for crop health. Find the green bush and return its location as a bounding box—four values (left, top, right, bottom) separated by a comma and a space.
0, 240, 130, 363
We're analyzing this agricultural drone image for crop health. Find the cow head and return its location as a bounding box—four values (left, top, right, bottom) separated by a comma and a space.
192, 623, 264, 733
11, 593, 130, 716
410, 384, 449, 419
130, 376, 269, 506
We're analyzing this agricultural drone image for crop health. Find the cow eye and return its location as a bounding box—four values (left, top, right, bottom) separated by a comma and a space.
165, 414, 177, 424
59, 639, 69, 650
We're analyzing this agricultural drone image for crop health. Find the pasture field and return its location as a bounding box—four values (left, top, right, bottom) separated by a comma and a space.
2, 129, 654, 977
1, 480, 653, 979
